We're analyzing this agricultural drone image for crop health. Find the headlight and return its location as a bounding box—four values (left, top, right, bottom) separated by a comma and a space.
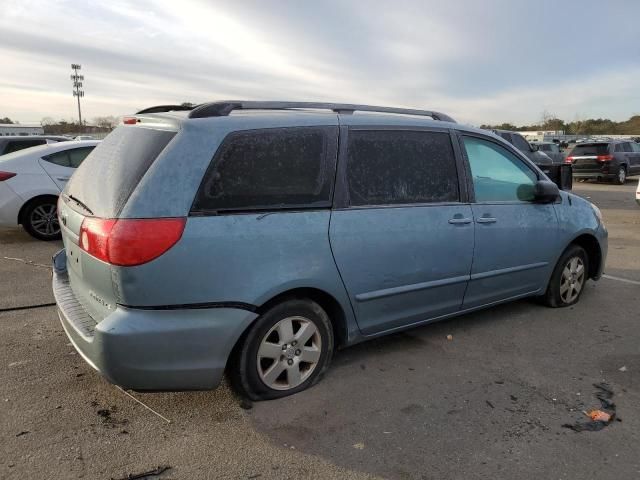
590, 202, 603, 224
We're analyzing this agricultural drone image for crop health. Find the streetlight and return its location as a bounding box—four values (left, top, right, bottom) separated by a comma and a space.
70, 64, 84, 129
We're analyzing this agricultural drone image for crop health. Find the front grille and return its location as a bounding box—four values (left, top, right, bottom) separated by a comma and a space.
53, 272, 98, 338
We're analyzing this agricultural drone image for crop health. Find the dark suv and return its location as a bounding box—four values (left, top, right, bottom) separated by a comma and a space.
567, 140, 640, 184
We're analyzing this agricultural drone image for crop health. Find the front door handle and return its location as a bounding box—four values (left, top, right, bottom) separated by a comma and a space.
56, 177, 70, 181
477, 217, 497, 224
448, 217, 472, 225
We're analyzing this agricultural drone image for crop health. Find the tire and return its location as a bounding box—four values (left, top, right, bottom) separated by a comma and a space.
229, 299, 334, 401
614, 166, 627, 185
542, 245, 588, 308
21, 197, 61, 241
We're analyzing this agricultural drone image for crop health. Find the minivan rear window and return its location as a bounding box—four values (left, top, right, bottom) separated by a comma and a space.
65, 126, 176, 217
569, 143, 609, 156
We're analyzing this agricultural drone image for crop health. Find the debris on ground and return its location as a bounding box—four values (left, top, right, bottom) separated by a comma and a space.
353, 442, 365, 450
562, 383, 618, 432
15, 431, 29, 437
111, 465, 171, 480
618, 366, 627, 372
446, 334, 453, 341
485, 400, 495, 409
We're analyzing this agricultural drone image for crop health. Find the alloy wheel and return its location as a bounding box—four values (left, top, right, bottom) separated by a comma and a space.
30, 204, 60, 237
560, 256, 585, 304
256, 316, 322, 391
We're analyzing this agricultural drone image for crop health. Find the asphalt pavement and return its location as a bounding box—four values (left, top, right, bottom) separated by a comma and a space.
1, 179, 638, 479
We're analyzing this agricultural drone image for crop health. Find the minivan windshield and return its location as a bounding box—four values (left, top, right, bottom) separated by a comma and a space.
570, 143, 609, 156
64, 126, 176, 217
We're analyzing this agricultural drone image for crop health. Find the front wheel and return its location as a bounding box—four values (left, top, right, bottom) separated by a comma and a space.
229, 299, 334, 400
542, 245, 588, 308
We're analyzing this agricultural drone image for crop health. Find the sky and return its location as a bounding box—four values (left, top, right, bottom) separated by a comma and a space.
1, 0, 639, 126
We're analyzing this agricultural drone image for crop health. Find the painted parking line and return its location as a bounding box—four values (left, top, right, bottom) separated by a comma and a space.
602, 274, 640, 286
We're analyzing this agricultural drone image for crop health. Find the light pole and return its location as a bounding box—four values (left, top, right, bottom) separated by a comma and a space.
70, 64, 84, 130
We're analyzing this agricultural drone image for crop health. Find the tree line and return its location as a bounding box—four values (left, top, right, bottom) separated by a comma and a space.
480, 113, 640, 135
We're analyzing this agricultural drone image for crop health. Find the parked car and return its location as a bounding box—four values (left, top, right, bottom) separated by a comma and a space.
566, 140, 640, 184
535, 142, 565, 164
53, 101, 607, 400
0, 135, 70, 156
0, 140, 99, 239
492, 130, 553, 165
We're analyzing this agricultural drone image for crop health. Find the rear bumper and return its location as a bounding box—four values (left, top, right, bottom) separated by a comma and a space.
572, 171, 615, 179
52, 249, 258, 391
0, 182, 22, 227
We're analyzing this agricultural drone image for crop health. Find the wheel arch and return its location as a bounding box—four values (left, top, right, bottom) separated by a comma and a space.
255, 287, 349, 348
17, 194, 59, 225
569, 233, 602, 280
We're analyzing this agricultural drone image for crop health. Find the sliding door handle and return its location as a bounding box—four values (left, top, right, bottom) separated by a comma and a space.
448, 217, 472, 225
477, 217, 497, 224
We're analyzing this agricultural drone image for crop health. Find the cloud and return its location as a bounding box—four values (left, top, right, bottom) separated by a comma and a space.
0, 0, 638, 124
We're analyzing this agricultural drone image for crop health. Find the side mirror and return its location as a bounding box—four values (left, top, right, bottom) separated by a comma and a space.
530, 144, 539, 152
533, 180, 559, 203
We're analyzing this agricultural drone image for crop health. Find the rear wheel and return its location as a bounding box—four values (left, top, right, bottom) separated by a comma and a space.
542, 245, 588, 308
614, 166, 627, 185
229, 299, 334, 400
21, 197, 61, 241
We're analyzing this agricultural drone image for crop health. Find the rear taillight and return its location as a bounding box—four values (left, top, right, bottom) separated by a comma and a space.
0, 171, 16, 181
596, 155, 614, 162
79, 217, 186, 266
564, 156, 573, 164
122, 117, 137, 125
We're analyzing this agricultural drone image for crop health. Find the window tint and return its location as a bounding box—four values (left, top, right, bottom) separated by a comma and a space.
68, 147, 95, 168
631, 142, 640, 153
539, 144, 550, 152
511, 134, 531, 152
463, 136, 537, 202
570, 143, 610, 156
4, 139, 46, 154
193, 127, 334, 212
43, 150, 71, 167
614, 144, 623, 152
622, 142, 633, 153
346, 130, 459, 206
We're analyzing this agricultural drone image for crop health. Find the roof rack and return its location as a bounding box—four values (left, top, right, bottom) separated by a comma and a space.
136, 105, 195, 114
187, 101, 456, 123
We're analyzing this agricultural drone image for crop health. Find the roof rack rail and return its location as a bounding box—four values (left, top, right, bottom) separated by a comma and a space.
136, 105, 195, 114
187, 101, 456, 123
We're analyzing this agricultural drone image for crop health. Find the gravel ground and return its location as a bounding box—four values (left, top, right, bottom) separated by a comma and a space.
0, 179, 638, 479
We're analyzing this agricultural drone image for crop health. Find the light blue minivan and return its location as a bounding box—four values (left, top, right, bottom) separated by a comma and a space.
53, 101, 607, 400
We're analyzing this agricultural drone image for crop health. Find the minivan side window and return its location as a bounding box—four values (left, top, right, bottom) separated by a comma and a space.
192, 127, 334, 212
622, 142, 633, 153
346, 130, 459, 206
462, 136, 537, 202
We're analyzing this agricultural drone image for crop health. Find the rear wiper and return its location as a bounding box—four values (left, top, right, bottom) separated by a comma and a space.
67, 194, 94, 215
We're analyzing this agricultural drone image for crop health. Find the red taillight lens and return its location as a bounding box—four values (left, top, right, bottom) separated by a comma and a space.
0, 171, 16, 181
564, 156, 573, 164
122, 117, 137, 125
596, 155, 614, 162
79, 217, 185, 266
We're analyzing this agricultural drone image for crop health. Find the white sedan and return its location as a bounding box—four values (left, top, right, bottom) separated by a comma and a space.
0, 140, 99, 240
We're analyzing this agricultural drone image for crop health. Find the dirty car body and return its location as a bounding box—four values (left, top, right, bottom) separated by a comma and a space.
53, 102, 608, 398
